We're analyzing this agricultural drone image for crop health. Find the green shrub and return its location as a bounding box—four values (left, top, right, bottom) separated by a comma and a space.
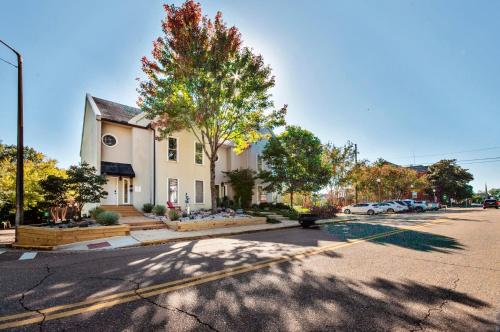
283, 209, 299, 220
89, 207, 105, 220
310, 205, 337, 219
274, 202, 290, 210
152, 205, 166, 216
266, 217, 281, 224
142, 203, 154, 213
169, 209, 180, 221
258, 202, 271, 209
223, 169, 256, 209
96, 211, 120, 225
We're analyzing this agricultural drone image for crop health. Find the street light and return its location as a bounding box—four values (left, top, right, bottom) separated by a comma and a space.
432, 188, 436, 203
376, 178, 381, 202
0, 39, 23, 227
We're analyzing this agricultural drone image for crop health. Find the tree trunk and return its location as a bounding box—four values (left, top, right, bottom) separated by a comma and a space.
210, 157, 217, 213
50, 207, 58, 222
61, 206, 68, 221
290, 191, 294, 208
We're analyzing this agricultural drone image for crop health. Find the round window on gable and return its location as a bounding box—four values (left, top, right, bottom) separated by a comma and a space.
102, 134, 117, 147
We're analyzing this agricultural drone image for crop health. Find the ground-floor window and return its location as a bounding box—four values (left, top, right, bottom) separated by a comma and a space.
168, 178, 179, 204
195, 180, 204, 204
258, 185, 267, 202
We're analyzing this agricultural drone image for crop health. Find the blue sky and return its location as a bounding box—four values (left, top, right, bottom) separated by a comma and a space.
1, 0, 499, 191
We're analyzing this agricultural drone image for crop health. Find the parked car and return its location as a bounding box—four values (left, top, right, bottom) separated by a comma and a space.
483, 199, 499, 209
375, 203, 394, 213
343, 203, 383, 215
298, 213, 320, 228
426, 202, 440, 211
384, 201, 409, 213
403, 199, 427, 212
394, 200, 411, 212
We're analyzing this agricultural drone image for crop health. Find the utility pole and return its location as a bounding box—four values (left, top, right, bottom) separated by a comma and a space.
354, 143, 358, 204
0, 39, 24, 227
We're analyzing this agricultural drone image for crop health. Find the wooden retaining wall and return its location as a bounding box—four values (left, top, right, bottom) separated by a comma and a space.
165, 216, 267, 232
15, 225, 130, 248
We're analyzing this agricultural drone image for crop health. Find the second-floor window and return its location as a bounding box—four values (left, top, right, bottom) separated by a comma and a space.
257, 154, 263, 172
195, 142, 203, 165
168, 137, 177, 161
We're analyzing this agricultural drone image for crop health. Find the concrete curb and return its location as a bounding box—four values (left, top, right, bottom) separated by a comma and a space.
7, 217, 360, 252
133, 217, 359, 248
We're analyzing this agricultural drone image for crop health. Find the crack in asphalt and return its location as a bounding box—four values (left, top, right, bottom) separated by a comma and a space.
18, 265, 53, 332
86, 276, 220, 332
409, 277, 460, 332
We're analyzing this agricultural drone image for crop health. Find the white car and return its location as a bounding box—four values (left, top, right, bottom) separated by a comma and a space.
343, 203, 383, 215
382, 201, 407, 213
403, 199, 427, 212
374, 203, 392, 213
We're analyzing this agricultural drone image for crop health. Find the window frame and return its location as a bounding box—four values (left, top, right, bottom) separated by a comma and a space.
167, 137, 178, 162
194, 180, 204, 204
257, 154, 263, 172
194, 142, 204, 165
102, 133, 118, 148
167, 177, 179, 205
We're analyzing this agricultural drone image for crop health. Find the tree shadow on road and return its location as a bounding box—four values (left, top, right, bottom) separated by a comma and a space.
322, 222, 465, 253
107, 259, 494, 332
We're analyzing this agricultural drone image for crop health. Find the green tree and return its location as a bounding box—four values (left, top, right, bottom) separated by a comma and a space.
0, 143, 65, 222
224, 168, 256, 209
66, 162, 108, 217
349, 161, 424, 201
322, 141, 356, 205
427, 159, 474, 202
259, 126, 331, 207
40, 175, 71, 222
487, 188, 500, 199
137, 0, 286, 212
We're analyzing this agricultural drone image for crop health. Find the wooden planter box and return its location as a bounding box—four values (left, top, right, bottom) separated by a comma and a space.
165, 216, 267, 232
14, 225, 130, 249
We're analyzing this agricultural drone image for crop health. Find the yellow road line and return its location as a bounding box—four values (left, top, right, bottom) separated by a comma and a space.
0, 218, 448, 330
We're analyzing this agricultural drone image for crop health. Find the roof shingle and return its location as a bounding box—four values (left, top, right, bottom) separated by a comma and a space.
93, 97, 142, 124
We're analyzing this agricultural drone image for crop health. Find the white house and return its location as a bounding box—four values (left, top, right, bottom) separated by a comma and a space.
80, 94, 277, 212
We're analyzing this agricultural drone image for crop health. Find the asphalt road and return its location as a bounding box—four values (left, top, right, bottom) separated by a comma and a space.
0, 208, 499, 331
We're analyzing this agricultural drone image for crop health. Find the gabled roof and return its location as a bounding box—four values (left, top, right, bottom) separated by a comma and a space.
407, 165, 429, 173
92, 97, 142, 124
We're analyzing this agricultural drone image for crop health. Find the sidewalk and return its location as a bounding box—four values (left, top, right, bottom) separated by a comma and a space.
54, 215, 358, 252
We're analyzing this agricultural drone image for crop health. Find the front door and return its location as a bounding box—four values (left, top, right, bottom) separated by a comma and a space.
102, 177, 118, 205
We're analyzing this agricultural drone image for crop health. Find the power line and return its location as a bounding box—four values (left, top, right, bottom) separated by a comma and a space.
0, 56, 17, 68
457, 156, 500, 162
403, 156, 500, 167
390, 146, 500, 161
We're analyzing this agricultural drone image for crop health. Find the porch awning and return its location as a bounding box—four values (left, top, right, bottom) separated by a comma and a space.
101, 162, 135, 177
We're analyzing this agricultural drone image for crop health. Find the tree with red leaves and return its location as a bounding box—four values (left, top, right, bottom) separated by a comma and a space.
138, 0, 287, 212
